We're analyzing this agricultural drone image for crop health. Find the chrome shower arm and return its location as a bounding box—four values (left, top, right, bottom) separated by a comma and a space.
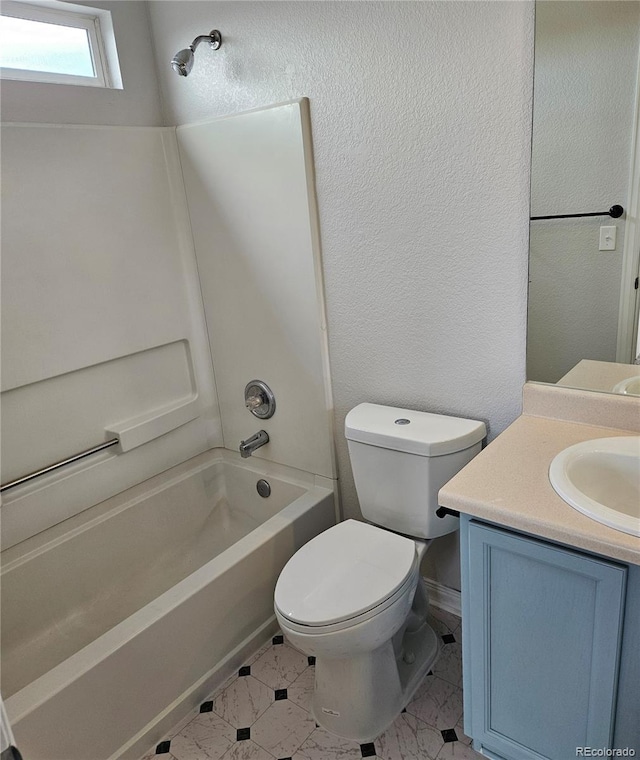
190, 30, 221, 52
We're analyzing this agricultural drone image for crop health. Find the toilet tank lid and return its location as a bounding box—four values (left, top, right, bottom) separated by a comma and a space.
345, 403, 486, 457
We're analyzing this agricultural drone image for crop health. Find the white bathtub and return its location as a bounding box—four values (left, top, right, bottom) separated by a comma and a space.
1, 449, 336, 760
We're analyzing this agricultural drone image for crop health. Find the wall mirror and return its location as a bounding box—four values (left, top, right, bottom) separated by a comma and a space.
527, 1, 640, 396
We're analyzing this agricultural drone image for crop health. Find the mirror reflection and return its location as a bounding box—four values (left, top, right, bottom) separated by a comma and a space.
527, 1, 640, 395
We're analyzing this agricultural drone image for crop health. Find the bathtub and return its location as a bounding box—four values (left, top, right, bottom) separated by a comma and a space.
1, 449, 336, 760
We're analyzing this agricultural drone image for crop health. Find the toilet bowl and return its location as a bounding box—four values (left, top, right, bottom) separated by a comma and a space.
275, 519, 438, 740
274, 403, 486, 742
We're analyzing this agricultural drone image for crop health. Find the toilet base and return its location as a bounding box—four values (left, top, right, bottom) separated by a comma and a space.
311, 621, 440, 743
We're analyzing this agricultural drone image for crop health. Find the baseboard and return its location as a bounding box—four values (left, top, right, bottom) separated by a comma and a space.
423, 577, 461, 617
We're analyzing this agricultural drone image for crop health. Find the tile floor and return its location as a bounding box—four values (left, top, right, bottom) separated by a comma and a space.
142, 608, 483, 760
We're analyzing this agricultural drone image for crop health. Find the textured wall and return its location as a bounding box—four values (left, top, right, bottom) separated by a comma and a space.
0, 1, 163, 126
151, 1, 534, 589
528, 2, 640, 383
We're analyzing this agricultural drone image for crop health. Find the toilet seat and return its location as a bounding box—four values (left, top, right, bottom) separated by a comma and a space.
276, 566, 419, 635
274, 520, 418, 630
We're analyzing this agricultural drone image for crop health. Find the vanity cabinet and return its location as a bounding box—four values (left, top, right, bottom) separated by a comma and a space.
460, 517, 631, 760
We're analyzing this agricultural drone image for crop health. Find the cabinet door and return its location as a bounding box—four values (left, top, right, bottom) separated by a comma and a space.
463, 520, 627, 760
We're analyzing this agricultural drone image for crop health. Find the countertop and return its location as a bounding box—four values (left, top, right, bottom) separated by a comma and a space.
557, 359, 640, 394
438, 413, 640, 566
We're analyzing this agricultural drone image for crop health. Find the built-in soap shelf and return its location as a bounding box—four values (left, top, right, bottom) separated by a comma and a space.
105, 396, 200, 453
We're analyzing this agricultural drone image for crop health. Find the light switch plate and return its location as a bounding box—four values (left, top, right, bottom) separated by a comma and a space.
599, 225, 617, 251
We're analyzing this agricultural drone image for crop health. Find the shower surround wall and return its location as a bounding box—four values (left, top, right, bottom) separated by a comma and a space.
1, 123, 221, 549
177, 101, 335, 479
1, 99, 335, 543
148, 0, 535, 589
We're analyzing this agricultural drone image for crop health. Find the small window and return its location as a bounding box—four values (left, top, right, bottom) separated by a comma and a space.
0, 0, 122, 88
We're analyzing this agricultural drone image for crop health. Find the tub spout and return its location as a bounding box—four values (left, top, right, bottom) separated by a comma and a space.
239, 430, 269, 458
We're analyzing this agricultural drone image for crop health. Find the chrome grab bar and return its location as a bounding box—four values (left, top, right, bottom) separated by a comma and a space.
0, 438, 120, 493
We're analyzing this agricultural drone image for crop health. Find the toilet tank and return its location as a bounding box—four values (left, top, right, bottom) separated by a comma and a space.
345, 404, 486, 539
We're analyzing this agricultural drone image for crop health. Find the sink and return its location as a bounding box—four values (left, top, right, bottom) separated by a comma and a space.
549, 437, 640, 537
612, 376, 640, 396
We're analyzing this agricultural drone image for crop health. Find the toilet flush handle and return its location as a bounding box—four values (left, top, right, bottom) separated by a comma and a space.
436, 506, 460, 519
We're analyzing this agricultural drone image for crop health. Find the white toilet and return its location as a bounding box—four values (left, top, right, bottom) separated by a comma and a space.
274, 403, 486, 742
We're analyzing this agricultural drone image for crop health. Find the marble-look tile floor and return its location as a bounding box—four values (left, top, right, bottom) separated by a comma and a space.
142, 608, 483, 760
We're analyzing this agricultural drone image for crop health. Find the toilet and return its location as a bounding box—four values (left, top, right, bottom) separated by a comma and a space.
274, 403, 486, 742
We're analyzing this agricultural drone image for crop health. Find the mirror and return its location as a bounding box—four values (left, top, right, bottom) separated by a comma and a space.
527, 1, 640, 395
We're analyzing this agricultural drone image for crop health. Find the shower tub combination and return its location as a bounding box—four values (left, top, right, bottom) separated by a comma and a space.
1, 450, 336, 760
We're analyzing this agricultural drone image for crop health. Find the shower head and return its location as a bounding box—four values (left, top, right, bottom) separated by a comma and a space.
171, 48, 194, 77
171, 30, 222, 77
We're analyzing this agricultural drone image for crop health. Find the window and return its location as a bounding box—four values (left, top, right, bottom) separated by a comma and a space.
0, 0, 122, 88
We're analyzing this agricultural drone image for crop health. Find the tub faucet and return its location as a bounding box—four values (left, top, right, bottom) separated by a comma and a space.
239, 430, 269, 458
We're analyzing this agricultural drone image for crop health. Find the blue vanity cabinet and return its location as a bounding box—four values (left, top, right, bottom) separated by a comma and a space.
460, 517, 628, 760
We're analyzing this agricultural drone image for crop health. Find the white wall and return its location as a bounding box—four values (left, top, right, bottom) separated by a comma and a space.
177, 101, 335, 480
148, 1, 534, 587
528, 2, 640, 383
0, 1, 163, 126
1, 124, 221, 549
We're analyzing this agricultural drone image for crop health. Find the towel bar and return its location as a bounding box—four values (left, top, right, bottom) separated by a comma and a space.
530, 204, 624, 221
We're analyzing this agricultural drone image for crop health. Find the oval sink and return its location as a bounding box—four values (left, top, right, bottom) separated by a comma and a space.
549, 437, 640, 537
612, 376, 640, 396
